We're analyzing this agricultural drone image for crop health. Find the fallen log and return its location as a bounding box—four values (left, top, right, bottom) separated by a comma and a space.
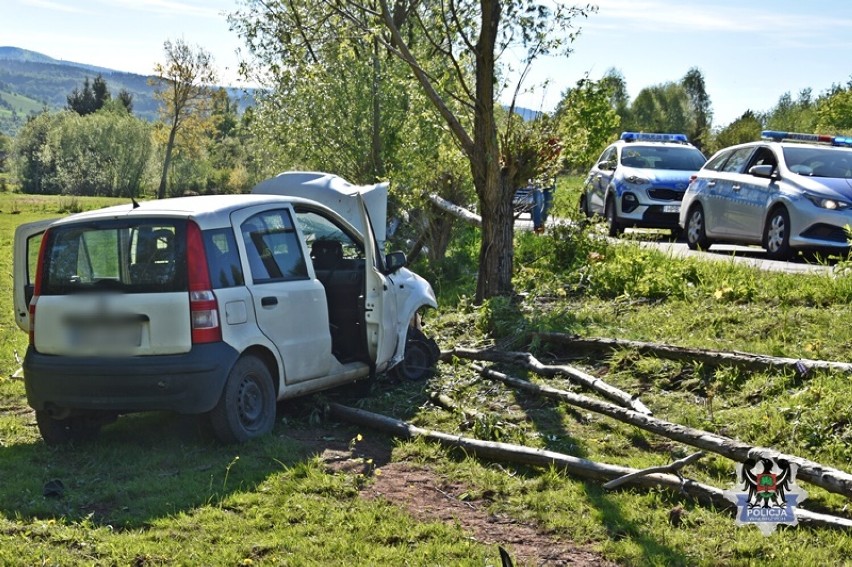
327, 402, 852, 529
426, 194, 481, 227
533, 332, 852, 376
474, 364, 852, 501
448, 347, 652, 415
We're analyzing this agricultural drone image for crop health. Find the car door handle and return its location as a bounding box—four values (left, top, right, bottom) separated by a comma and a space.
707, 181, 716, 187
732, 184, 741, 192
261, 296, 278, 307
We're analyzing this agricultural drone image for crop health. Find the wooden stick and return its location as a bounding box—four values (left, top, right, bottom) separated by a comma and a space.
603, 452, 705, 489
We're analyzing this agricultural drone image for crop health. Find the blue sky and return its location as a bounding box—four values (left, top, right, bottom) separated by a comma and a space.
5, 0, 852, 127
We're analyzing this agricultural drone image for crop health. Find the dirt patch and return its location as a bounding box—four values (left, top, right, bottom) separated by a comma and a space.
287, 428, 616, 566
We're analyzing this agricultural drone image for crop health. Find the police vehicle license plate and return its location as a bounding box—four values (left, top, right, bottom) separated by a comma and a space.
663, 205, 680, 213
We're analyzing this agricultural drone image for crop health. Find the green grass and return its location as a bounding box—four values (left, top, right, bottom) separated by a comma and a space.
2, 187, 852, 565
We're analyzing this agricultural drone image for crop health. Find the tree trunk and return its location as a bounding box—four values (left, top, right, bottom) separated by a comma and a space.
471, 0, 513, 302
157, 124, 178, 199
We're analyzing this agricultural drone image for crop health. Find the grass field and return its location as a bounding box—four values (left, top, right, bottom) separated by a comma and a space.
1, 187, 852, 565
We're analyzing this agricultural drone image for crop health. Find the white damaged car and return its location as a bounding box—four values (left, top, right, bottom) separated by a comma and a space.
14, 172, 438, 444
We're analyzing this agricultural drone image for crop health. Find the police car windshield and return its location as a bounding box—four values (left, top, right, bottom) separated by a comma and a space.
620, 146, 706, 171
783, 146, 852, 179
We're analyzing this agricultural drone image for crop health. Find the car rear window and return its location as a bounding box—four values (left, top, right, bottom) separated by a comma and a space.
41, 219, 187, 295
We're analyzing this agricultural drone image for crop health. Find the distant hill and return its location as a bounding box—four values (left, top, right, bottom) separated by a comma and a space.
0, 46, 255, 136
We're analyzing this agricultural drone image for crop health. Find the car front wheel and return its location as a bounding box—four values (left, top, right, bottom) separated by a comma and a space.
685, 205, 712, 250
210, 355, 276, 444
605, 197, 622, 237
391, 327, 440, 381
764, 207, 793, 261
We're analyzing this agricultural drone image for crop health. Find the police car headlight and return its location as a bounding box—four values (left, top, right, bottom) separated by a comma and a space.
625, 175, 650, 185
805, 193, 850, 210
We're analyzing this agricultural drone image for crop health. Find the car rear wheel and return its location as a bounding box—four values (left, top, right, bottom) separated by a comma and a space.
36, 410, 106, 445
685, 205, 712, 250
605, 197, 622, 237
210, 355, 276, 444
764, 207, 793, 261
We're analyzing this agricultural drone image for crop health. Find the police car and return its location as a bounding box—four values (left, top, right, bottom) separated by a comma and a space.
580, 132, 707, 237
680, 131, 852, 260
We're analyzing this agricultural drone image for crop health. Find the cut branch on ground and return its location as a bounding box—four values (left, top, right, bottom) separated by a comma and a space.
447, 346, 652, 415
327, 403, 852, 530
473, 364, 852, 501
533, 333, 852, 376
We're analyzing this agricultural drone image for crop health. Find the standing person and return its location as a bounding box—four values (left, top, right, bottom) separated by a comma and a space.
531, 183, 544, 233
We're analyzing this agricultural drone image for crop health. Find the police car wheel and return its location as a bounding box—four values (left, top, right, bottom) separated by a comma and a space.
685, 205, 712, 250
605, 198, 622, 237
764, 207, 793, 261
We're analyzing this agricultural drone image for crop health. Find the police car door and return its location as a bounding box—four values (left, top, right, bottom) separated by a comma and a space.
589, 147, 617, 214
357, 195, 398, 366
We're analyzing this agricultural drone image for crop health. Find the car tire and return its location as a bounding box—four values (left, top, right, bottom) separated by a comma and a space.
36, 411, 103, 445
579, 193, 591, 218
685, 205, 712, 250
391, 327, 440, 381
605, 197, 622, 237
764, 207, 793, 261
210, 355, 276, 444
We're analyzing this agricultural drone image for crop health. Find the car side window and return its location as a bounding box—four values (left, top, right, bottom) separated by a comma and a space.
720, 147, 755, 174
240, 209, 308, 284
203, 228, 244, 288
703, 149, 733, 172
746, 146, 778, 170
597, 147, 617, 171
293, 209, 364, 261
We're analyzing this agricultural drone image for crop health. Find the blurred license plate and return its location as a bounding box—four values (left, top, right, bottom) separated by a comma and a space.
663, 205, 680, 213
68, 317, 143, 349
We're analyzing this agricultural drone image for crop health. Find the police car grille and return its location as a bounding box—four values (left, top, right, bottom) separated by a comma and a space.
648, 188, 682, 201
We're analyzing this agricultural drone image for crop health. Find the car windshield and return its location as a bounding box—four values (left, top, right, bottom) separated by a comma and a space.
783, 146, 852, 178
621, 146, 706, 171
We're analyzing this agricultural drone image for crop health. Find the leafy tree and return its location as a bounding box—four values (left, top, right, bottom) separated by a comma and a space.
233, 0, 594, 301
14, 108, 153, 197
764, 90, 817, 133
66, 74, 113, 116
816, 84, 852, 133
554, 75, 621, 171
151, 39, 217, 199
627, 82, 691, 135
117, 89, 134, 113
712, 110, 762, 153
600, 68, 630, 126
681, 68, 713, 152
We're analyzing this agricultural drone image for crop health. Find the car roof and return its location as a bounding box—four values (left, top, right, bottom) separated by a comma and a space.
50, 194, 328, 230
612, 139, 700, 150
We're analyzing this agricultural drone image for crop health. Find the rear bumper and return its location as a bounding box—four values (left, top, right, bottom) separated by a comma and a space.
23, 343, 240, 414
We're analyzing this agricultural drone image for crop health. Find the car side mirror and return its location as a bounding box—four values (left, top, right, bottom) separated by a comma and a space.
749, 164, 778, 180
384, 251, 407, 273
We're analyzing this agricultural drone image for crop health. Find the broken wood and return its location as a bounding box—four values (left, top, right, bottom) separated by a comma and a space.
474, 364, 852, 501
447, 347, 652, 415
327, 402, 852, 529
533, 332, 852, 376
426, 193, 482, 226
603, 452, 705, 489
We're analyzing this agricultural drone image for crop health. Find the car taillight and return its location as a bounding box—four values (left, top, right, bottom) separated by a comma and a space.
29, 229, 49, 347
186, 222, 221, 344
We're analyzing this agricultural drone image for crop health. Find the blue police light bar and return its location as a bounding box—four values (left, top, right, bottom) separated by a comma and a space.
760, 130, 852, 147
620, 132, 688, 143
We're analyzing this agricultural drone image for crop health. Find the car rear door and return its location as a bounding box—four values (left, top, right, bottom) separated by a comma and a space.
233, 205, 333, 383
13, 219, 57, 333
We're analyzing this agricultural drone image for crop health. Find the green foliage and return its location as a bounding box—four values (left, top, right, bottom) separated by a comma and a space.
764, 89, 817, 133
14, 108, 154, 197
711, 110, 762, 153
554, 75, 621, 172
816, 84, 852, 133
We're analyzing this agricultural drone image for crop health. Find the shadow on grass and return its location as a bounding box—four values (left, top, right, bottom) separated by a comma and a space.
0, 394, 379, 529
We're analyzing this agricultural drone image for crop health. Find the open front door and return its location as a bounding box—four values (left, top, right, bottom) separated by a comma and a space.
357, 195, 397, 366
14, 219, 57, 332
